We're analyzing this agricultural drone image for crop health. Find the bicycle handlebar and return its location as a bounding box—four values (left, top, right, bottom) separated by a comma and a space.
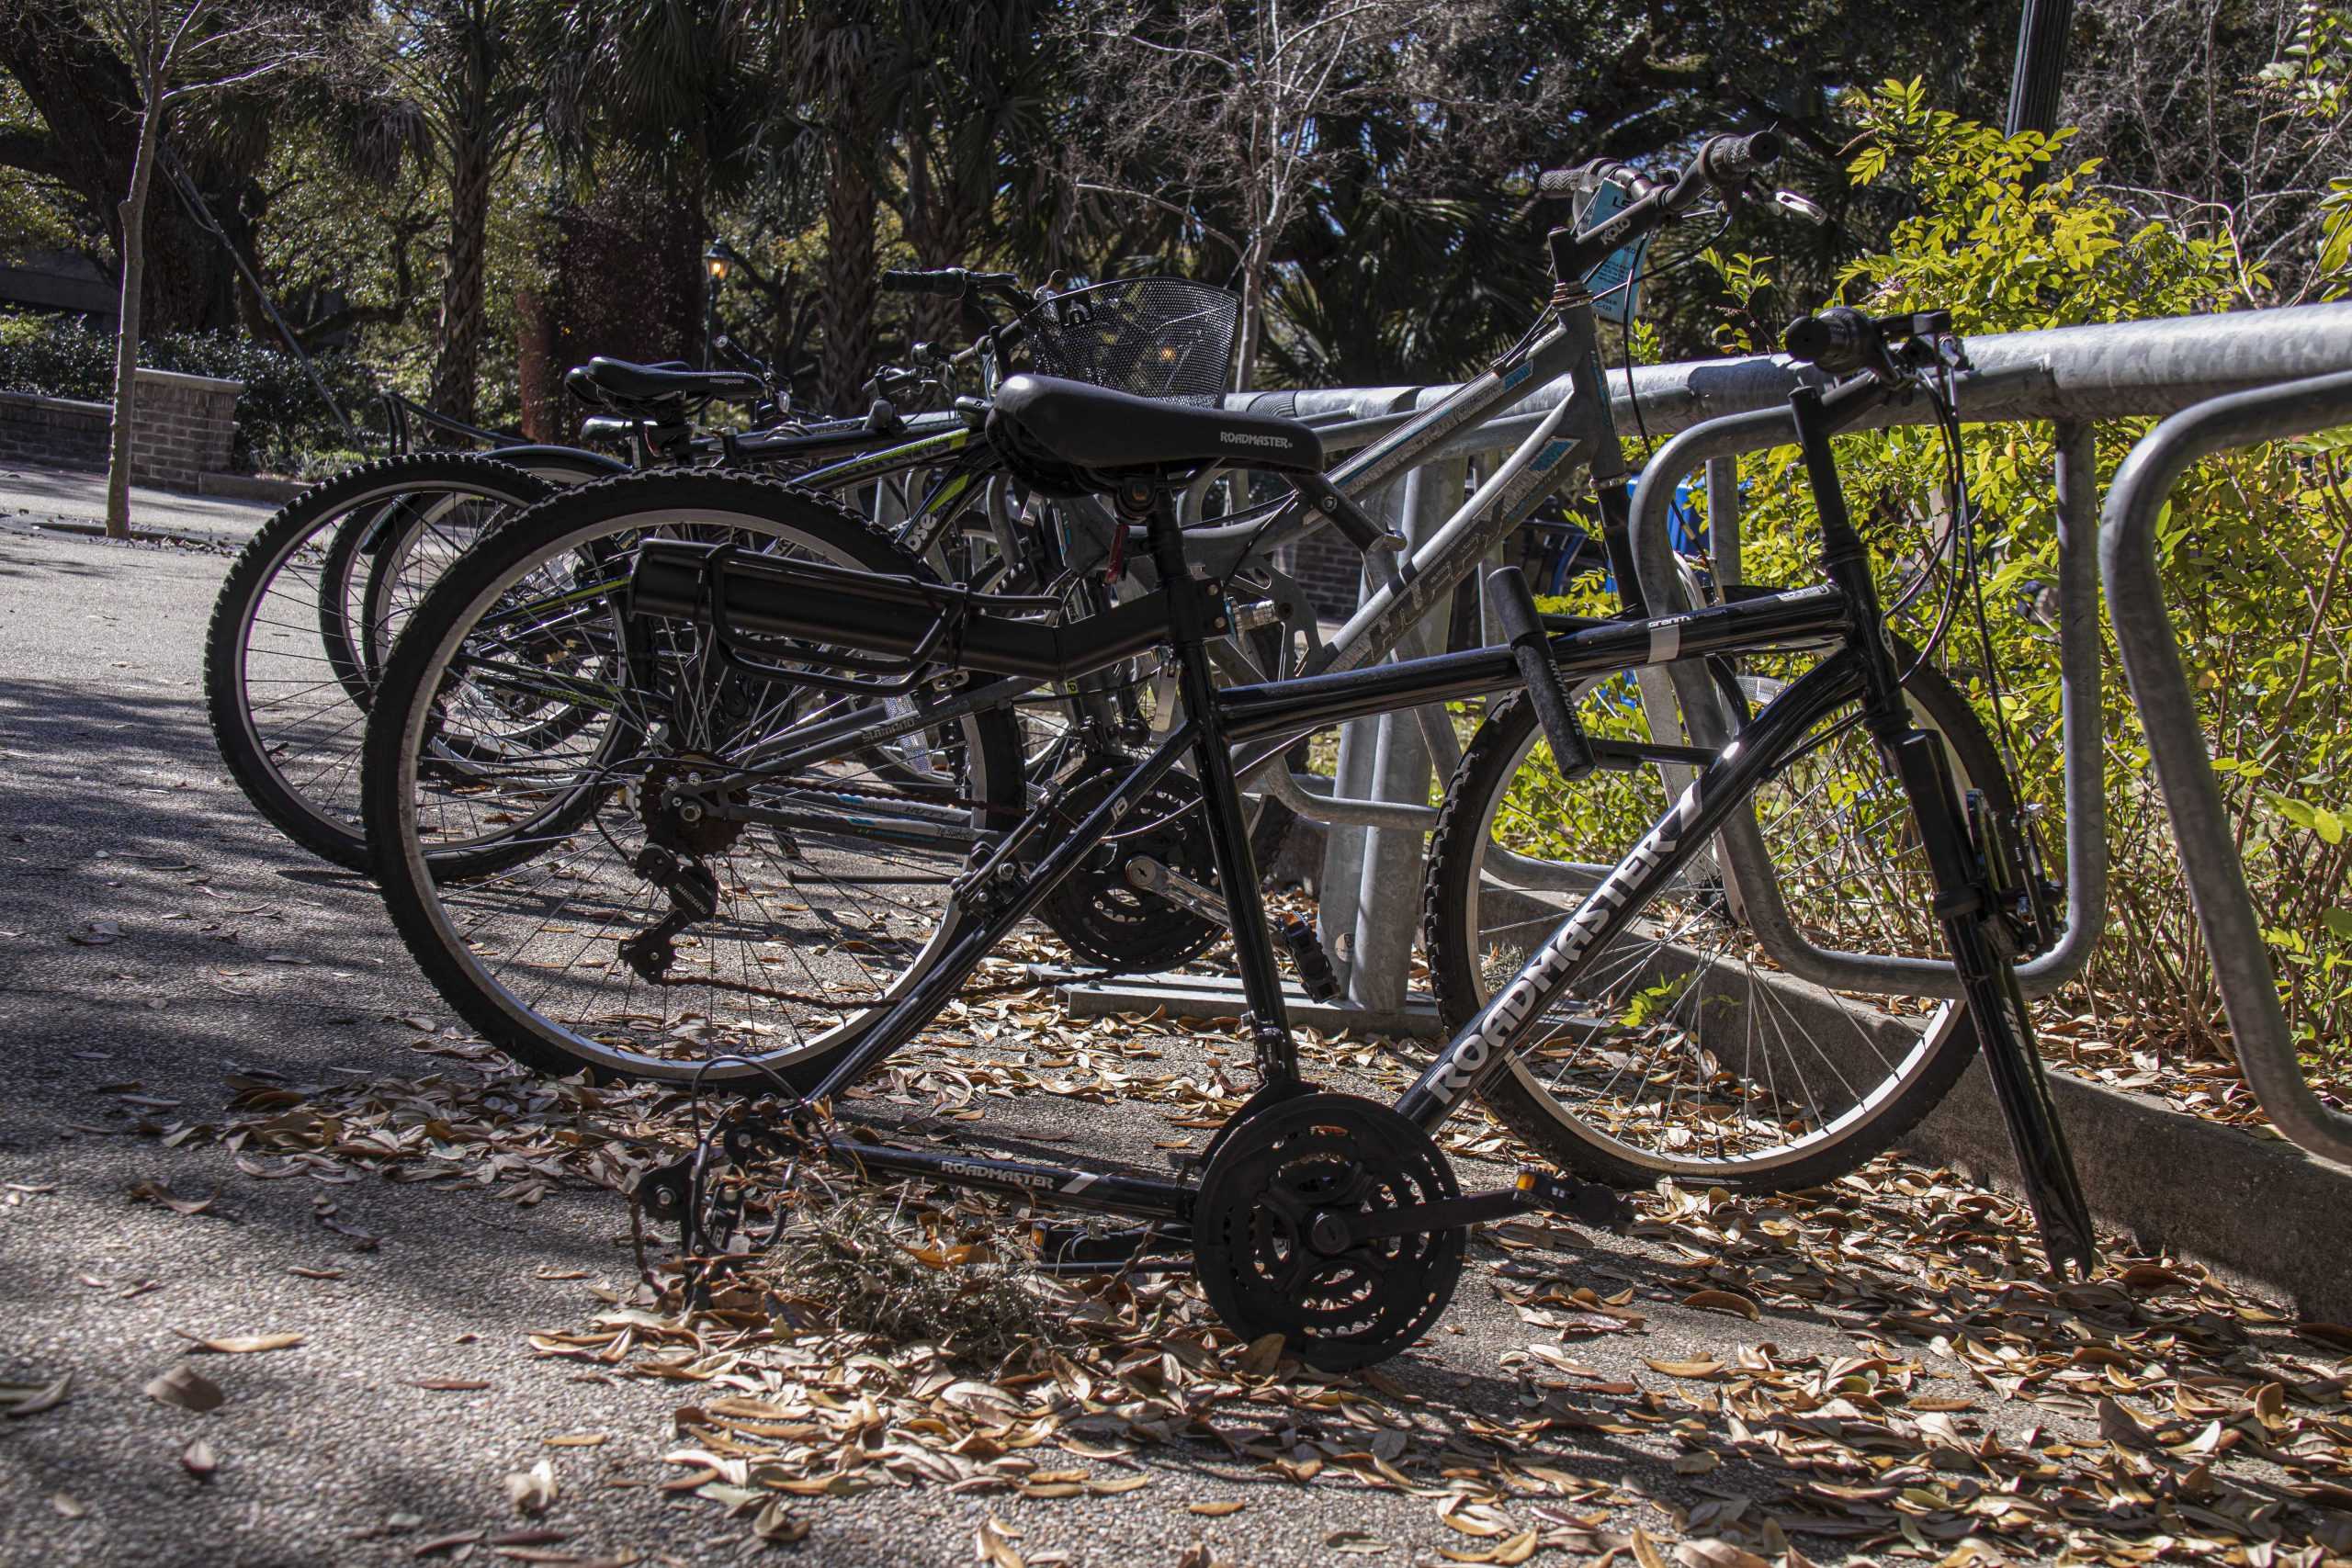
1533, 130, 1781, 206
1783, 307, 1875, 374
1540, 131, 1787, 286
1694, 129, 1782, 186
1783, 306, 1969, 382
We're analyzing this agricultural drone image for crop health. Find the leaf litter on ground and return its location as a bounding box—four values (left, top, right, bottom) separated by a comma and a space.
127, 939, 2352, 1566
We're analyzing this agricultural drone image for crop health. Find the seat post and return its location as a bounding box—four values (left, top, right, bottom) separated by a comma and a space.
1119, 478, 1298, 1086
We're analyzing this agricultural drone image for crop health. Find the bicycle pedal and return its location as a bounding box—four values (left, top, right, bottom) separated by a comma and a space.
1027, 1222, 1192, 1276
1279, 915, 1340, 1002
1515, 1168, 1635, 1229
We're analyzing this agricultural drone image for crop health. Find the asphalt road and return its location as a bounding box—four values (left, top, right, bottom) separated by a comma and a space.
0, 516, 2318, 1567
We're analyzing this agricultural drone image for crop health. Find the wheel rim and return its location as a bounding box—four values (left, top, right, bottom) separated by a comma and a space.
388, 505, 1004, 1082
1454, 674, 1984, 1179
229, 475, 539, 850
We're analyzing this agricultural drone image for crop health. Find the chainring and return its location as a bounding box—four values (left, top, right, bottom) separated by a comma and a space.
1191, 1092, 1464, 1371
1035, 761, 1221, 972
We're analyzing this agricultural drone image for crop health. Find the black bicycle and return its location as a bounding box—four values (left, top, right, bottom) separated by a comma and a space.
360, 301, 2094, 1369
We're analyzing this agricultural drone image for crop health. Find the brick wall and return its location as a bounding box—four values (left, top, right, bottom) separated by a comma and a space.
1279, 532, 1370, 621
0, 368, 242, 490
0, 390, 108, 470
126, 369, 242, 488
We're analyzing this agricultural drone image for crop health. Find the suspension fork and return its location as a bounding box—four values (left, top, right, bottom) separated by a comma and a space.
1791, 383, 2098, 1277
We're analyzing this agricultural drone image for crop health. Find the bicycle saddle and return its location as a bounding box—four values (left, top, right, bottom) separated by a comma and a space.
566, 356, 766, 410
987, 373, 1324, 497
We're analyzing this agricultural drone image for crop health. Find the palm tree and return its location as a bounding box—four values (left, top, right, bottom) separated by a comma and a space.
376, 0, 544, 423
887, 0, 1045, 348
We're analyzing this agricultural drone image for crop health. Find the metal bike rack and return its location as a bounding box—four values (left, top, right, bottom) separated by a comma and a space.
1071, 301, 2352, 1073
2099, 368, 2352, 1168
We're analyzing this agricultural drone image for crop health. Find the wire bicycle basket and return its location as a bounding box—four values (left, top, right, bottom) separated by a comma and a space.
1016, 278, 1239, 405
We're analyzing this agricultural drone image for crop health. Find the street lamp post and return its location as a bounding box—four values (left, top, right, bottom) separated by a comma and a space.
702, 241, 731, 369
2007, 0, 2076, 141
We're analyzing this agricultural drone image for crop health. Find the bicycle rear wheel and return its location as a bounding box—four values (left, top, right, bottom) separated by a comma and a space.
1419, 657, 2013, 1190
204, 455, 555, 869
361, 470, 1023, 1089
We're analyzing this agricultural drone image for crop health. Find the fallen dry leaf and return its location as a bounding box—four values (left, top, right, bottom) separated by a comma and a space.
143, 1365, 223, 1413
504, 1458, 558, 1517
1679, 1290, 1761, 1322
2295, 1320, 2352, 1352
411, 1530, 483, 1557
50, 1493, 85, 1519
1, 1372, 72, 1417
128, 1179, 221, 1218
181, 1438, 218, 1480
176, 1330, 304, 1355
1645, 1357, 1727, 1380
1235, 1332, 1287, 1377
752, 1498, 808, 1543
975, 1513, 1024, 1568
415, 1378, 492, 1392
1187, 1501, 1246, 1517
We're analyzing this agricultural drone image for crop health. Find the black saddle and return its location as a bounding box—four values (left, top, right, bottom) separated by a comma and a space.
565, 356, 766, 412
986, 374, 1324, 497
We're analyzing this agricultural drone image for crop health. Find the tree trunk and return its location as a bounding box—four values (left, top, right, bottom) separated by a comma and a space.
0, 6, 246, 334
430, 139, 493, 426
514, 177, 706, 442
106, 98, 163, 542
818, 142, 877, 415
1233, 240, 1268, 393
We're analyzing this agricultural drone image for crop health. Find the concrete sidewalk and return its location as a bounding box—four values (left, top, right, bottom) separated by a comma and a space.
0, 462, 279, 547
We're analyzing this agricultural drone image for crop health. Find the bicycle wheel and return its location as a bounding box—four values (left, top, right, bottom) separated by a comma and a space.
1419, 655, 2014, 1190
361, 470, 1023, 1089
356, 448, 626, 684
204, 455, 555, 870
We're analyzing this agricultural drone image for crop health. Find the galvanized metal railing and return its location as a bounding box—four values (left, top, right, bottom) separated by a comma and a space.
1204, 301, 2352, 1164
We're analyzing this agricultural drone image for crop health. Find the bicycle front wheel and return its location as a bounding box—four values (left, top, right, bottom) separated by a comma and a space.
360, 471, 1023, 1089
1419, 658, 2014, 1190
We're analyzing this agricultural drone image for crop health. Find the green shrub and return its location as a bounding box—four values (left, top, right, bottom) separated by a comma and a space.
0, 311, 382, 475
1696, 83, 2352, 1066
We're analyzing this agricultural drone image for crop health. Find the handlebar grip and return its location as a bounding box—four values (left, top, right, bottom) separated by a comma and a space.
1486, 567, 1595, 782
1534, 164, 1592, 197
1695, 130, 1782, 187
1783, 306, 1875, 375
879, 268, 967, 297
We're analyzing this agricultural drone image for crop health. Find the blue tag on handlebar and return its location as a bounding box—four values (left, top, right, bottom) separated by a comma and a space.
1574, 181, 1652, 328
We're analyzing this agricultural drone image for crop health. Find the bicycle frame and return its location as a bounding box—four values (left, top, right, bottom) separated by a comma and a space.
625, 534, 2007, 1209
667, 288, 1647, 802
625, 354, 2098, 1278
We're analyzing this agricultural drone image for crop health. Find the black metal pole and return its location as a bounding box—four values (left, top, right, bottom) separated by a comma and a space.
2006, 0, 2077, 138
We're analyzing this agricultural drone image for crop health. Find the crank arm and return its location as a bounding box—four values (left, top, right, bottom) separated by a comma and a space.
1125, 854, 1228, 924
1331, 1169, 1633, 1247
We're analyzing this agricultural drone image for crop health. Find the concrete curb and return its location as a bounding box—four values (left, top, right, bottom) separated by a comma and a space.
2, 515, 222, 549
1905, 1025, 2352, 1319
1236, 817, 2349, 1315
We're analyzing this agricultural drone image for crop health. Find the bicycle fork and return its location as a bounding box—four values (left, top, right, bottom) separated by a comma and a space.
1877, 722, 2099, 1277
1793, 378, 2098, 1279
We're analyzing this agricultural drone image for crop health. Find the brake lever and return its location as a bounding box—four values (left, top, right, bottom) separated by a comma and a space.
1772, 189, 1830, 224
